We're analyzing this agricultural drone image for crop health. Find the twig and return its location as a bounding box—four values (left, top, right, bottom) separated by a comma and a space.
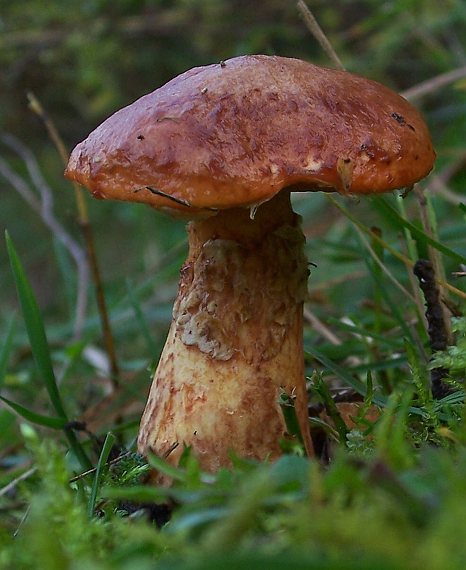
163, 441, 180, 459
413, 260, 450, 399
13, 505, 30, 538
0, 135, 88, 338
297, 0, 345, 71
303, 307, 342, 345
428, 153, 466, 205
0, 467, 37, 498
27, 92, 120, 389
413, 261, 449, 352
297, 0, 466, 105
27, 93, 88, 222
435, 152, 466, 186
402, 65, 466, 101
303, 311, 362, 368
429, 178, 465, 205
69, 450, 133, 483
139, 186, 192, 208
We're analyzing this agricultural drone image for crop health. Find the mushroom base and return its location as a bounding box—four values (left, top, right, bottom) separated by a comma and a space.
137, 192, 314, 479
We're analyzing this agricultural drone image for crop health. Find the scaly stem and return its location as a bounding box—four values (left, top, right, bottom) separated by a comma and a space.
138, 192, 314, 479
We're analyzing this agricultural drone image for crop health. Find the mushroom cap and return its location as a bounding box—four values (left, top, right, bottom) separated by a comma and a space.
65, 55, 435, 216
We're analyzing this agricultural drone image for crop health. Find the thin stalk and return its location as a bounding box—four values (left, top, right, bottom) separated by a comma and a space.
355, 225, 415, 302
414, 185, 453, 343
395, 194, 428, 327
5, 231, 92, 471
65, 427, 93, 471
401, 64, 466, 101
369, 226, 384, 334
395, 194, 419, 261
297, 1, 345, 70
27, 92, 120, 389
80, 220, 120, 386
87, 432, 116, 518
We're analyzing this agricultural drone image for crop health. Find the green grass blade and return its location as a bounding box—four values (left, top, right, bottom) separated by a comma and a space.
395, 194, 419, 262
5, 231, 67, 419
306, 345, 377, 400
102, 484, 171, 503
88, 432, 116, 518
366, 258, 415, 344
347, 355, 407, 374
147, 451, 187, 482
64, 427, 93, 471
0, 315, 16, 389
328, 319, 401, 348
306, 346, 436, 419
125, 278, 157, 354
53, 237, 76, 318
0, 395, 67, 429
374, 197, 466, 265
5, 231, 92, 470
312, 372, 349, 444
434, 391, 465, 408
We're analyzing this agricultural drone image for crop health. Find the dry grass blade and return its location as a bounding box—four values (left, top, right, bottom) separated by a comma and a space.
414, 186, 453, 342
69, 450, 133, 484
402, 64, 466, 101
27, 92, 120, 388
303, 307, 342, 345
326, 195, 466, 302
297, 0, 345, 70
0, 134, 89, 338
354, 225, 416, 303
0, 467, 37, 499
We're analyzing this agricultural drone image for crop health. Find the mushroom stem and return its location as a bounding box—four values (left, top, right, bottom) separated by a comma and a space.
138, 191, 314, 477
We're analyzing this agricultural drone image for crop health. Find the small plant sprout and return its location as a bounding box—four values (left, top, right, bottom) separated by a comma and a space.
65, 55, 435, 480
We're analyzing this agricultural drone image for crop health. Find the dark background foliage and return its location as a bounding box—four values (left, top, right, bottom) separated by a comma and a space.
1, 2, 466, 567
1, 0, 464, 310
1, 0, 465, 435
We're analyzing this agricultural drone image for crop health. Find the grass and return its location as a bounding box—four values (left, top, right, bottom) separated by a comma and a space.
1, 187, 465, 569
1, 1, 466, 568
3, 418, 466, 569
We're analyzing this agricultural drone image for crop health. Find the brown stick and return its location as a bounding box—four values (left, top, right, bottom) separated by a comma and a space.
297, 1, 345, 71
27, 92, 120, 388
402, 65, 466, 101
413, 260, 450, 399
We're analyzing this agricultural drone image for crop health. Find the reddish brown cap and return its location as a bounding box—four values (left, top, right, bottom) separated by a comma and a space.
65, 55, 435, 216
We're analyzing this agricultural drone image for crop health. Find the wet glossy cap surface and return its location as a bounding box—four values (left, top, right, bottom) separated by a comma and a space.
65, 55, 435, 216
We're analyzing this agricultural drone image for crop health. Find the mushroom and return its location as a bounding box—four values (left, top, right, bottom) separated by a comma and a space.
65, 55, 435, 477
